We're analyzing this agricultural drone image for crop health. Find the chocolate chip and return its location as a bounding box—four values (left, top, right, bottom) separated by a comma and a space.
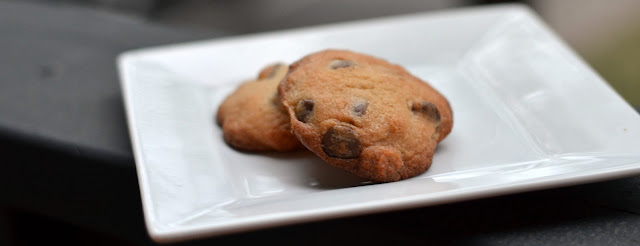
322, 125, 361, 159
295, 99, 314, 122
265, 64, 283, 79
329, 60, 354, 69
412, 101, 441, 122
353, 101, 368, 116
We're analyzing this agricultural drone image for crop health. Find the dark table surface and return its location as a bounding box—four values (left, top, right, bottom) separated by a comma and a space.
2, 1, 640, 245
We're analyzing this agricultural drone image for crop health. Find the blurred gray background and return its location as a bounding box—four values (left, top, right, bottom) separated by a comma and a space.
10, 0, 636, 106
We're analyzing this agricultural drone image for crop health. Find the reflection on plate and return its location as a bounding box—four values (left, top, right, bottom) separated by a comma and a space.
118, 4, 640, 243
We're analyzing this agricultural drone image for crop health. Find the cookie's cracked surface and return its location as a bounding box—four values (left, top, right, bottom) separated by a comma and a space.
279, 50, 453, 182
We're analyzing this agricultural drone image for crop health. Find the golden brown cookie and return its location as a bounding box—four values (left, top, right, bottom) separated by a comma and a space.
278, 50, 453, 182
217, 63, 304, 151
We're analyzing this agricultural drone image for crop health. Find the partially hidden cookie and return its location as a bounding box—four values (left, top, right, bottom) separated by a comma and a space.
217, 63, 304, 151
278, 50, 453, 182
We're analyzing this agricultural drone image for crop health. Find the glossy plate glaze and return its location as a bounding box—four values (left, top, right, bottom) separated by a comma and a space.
118, 4, 640, 243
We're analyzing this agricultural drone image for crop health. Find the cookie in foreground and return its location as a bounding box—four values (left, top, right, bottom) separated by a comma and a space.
217, 63, 304, 151
278, 49, 453, 182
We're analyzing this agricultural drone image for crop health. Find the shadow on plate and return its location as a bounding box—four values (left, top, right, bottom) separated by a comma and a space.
262, 151, 373, 190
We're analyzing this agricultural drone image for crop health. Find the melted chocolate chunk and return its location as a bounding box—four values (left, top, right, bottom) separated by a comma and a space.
353, 101, 368, 116
329, 60, 355, 69
322, 125, 361, 159
295, 99, 314, 122
412, 101, 441, 122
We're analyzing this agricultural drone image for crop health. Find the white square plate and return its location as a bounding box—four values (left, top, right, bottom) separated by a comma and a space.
118, 4, 640, 243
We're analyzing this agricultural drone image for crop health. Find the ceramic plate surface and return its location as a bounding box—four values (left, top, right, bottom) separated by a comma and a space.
118, 4, 640, 243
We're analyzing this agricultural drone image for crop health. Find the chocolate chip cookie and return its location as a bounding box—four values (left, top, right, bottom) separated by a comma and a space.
217, 63, 304, 151
278, 50, 453, 182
